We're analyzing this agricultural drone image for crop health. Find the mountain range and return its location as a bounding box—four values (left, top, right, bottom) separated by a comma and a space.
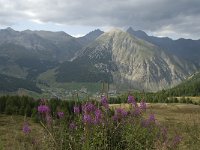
0, 27, 199, 92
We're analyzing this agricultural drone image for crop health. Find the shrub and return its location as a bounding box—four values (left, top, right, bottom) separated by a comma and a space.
25, 96, 181, 150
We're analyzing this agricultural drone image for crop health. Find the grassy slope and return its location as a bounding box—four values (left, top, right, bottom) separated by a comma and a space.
38, 68, 102, 93
0, 74, 41, 93
166, 72, 200, 95
0, 114, 50, 150
110, 103, 200, 149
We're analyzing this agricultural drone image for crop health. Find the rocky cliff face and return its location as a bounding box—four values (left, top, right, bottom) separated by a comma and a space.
75, 29, 197, 91
127, 27, 200, 67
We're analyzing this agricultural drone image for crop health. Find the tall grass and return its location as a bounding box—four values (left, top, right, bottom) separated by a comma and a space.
22, 96, 182, 150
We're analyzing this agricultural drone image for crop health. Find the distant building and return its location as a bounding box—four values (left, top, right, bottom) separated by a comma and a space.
80, 87, 87, 93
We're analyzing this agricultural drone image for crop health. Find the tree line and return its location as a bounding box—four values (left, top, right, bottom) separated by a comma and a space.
0, 95, 84, 121
109, 92, 200, 105
0, 92, 199, 120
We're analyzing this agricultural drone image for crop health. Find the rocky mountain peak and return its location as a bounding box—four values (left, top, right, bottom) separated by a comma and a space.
73, 29, 197, 91
5, 27, 15, 31
77, 29, 104, 47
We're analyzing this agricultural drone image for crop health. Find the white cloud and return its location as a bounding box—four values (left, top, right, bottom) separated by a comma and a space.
0, 0, 200, 39
72, 34, 85, 38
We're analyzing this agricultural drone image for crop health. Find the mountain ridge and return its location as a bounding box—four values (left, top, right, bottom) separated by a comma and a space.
0, 27, 199, 92
127, 27, 200, 66
58, 29, 198, 91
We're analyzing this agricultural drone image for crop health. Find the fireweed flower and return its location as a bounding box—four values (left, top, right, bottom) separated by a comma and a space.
112, 114, 118, 121
113, 108, 128, 121
140, 100, 147, 111
148, 114, 155, 123
74, 106, 80, 114
116, 108, 128, 117
38, 105, 50, 114
141, 114, 156, 127
82, 102, 96, 113
57, 112, 64, 118
93, 109, 102, 124
121, 109, 128, 117
128, 95, 137, 107
23, 122, 31, 134
101, 96, 109, 109
134, 107, 141, 116
83, 114, 92, 124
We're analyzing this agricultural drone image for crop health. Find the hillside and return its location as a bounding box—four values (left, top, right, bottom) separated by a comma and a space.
0, 74, 41, 93
56, 29, 197, 91
127, 27, 200, 66
165, 72, 200, 96
77, 29, 104, 47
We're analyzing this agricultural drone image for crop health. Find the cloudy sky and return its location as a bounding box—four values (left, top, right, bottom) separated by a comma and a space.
0, 0, 200, 39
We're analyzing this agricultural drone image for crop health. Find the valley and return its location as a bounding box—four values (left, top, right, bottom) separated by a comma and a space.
0, 27, 199, 96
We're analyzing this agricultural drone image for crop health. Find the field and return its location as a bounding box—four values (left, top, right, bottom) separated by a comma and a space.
176, 96, 200, 103
0, 103, 200, 149
111, 103, 200, 149
0, 115, 49, 150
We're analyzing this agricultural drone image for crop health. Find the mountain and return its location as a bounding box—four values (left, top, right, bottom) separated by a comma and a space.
0, 28, 103, 92
127, 27, 200, 66
0, 28, 59, 60
56, 29, 197, 91
0, 28, 85, 61
0, 28, 82, 80
23, 30, 82, 61
77, 29, 104, 47
0, 27, 199, 93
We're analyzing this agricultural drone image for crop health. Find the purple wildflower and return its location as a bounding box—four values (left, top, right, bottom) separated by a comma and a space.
69, 122, 76, 129
83, 114, 92, 124
133, 107, 141, 116
121, 109, 128, 117
128, 95, 137, 107
141, 114, 156, 127
57, 112, 64, 118
37, 105, 50, 113
74, 106, 80, 114
22, 122, 31, 134
128, 95, 134, 103
112, 114, 118, 121
148, 114, 155, 123
101, 96, 109, 109
82, 102, 96, 113
140, 100, 147, 111
113, 108, 128, 121
93, 109, 102, 124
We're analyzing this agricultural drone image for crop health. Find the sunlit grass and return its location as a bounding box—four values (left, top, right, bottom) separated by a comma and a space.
110, 103, 200, 149
0, 103, 200, 149
0, 114, 48, 150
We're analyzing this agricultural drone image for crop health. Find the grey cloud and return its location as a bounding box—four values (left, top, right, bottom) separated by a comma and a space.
0, 0, 200, 39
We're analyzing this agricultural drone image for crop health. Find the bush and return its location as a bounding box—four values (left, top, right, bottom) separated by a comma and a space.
28, 96, 181, 150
